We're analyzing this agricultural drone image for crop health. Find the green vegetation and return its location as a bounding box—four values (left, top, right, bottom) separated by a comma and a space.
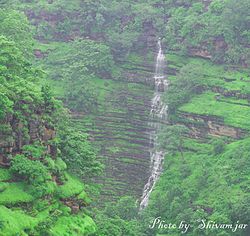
58, 128, 103, 177
180, 92, 250, 130
0, 0, 249, 235
56, 173, 85, 199
144, 138, 250, 235
39, 39, 114, 112
0, 206, 37, 236
51, 214, 96, 236
165, 0, 250, 64
0, 8, 97, 236
0, 182, 34, 205
92, 196, 144, 236
142, 30, 250, 235
158, 125, 189, 157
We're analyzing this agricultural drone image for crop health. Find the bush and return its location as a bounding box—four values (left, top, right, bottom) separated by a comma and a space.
59, 129, 103, 177
22, 143, 46, 159
10, 154, 51, 184
165, 64, 206, 114
212, 139, 225, 155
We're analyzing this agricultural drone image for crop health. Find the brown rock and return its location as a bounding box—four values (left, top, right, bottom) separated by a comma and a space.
43, 127, 56, 141
207, 121, 240, 138
71, 205, 80, 214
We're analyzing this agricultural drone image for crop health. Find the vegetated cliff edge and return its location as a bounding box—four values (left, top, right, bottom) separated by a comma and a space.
0, 34, 96, 236
0, 87, 97, 235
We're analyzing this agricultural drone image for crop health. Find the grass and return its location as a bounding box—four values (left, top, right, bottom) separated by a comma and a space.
50, 214, 96, 236
56, 173, 85, 199
179, 92, 250, 130
0, 182, 34, 204
0, 205, 37, 236
183, 137, 213, 154
166, 52, 250, 93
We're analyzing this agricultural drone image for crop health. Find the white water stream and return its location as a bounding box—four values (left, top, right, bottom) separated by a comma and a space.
139, 39, 168, 210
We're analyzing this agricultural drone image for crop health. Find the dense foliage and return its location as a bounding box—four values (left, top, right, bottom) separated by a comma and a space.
41, 39, 114, 111
0, 8, 99, 235
0, 0, 249, 235
164, 0, 250, 64
58, 128, 103, 177
11, 0, 250, 64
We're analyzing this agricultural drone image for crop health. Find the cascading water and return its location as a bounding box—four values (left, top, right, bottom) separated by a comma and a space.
139, 39, 168, 210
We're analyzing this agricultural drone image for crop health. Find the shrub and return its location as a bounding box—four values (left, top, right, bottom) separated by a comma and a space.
212, 139, 225, 155
10, 154, 51, 184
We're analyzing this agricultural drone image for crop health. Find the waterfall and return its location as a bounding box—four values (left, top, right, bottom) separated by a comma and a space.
139, 39, 168, 210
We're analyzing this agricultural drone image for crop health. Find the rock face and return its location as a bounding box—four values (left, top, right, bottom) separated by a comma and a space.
211, 86, 250, 100
179, 112, 245, 139
189, 47, 212, 59
122, 64, 155, 86
0, 112, 56, 166
72, 81, 153, 202
207, 121, 242, 138
69, 47, 157, 202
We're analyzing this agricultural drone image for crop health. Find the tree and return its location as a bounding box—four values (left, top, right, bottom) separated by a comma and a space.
41, 85, 55, 112
58, 128, 103, 177
104, 196, 138, 221
0, 36, 28, 80
65, 81, 98, 112
165, 64, 206, 114
222, 0, 250, 64
10, 154, 50, 184
158, 125, 189, 158
0, 9, 34, 58
0, 89, 13, 119
43, 39, 113, 112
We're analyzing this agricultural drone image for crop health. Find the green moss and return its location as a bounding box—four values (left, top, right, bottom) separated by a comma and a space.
55, 158, 67, 171
0, 182, 9, 192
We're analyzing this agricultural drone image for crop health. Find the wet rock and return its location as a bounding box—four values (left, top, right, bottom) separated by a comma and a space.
157, 82, 165, 92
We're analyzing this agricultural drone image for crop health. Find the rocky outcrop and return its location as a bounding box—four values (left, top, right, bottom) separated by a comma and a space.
207, 121, 243, 138
72, 78, 154, 202
211, 86, 250, 100
189, 47, 212, 59
188, 37, 227, 62
67, 22, 165, 202
122, 69, 154, 86
0, 112, 56, 166
179, 112, 245, 139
